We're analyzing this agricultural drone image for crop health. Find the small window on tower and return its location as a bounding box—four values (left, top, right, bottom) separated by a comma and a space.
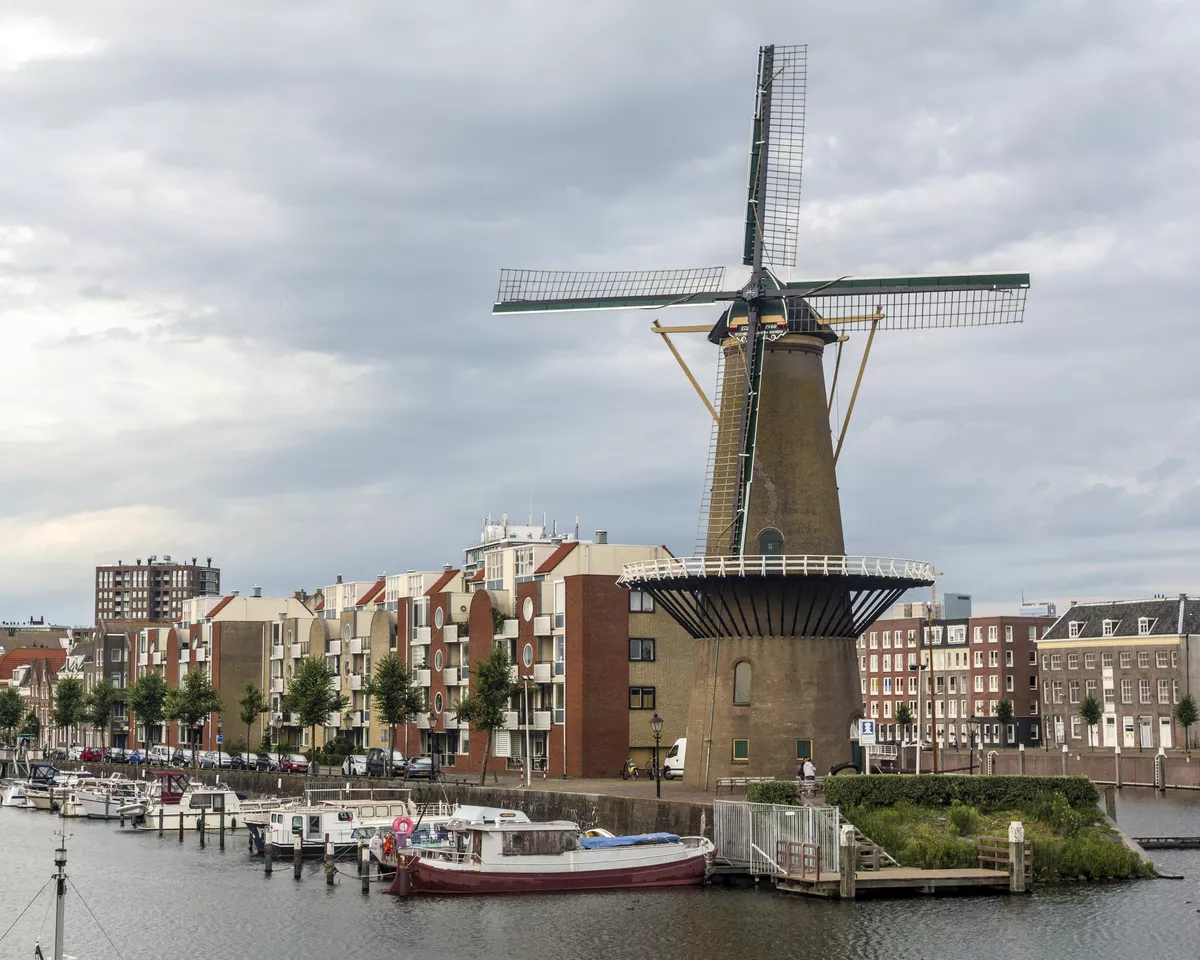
757, 528, 784, 556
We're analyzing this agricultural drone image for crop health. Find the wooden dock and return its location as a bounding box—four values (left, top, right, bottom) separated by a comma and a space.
776, 866, 1013, 898
1134, 836, 1200, 850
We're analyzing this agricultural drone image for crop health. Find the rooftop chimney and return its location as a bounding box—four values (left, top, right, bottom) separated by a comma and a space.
231, 590, 240, 597
336, 574, 343, 584
443, 563, 453, 572
252, 585, 262, 598
595, 529, 608, 545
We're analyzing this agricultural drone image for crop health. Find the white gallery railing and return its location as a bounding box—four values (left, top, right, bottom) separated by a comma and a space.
618, 555, 934, 584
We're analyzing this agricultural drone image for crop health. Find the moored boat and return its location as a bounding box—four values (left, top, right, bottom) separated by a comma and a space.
388, 820, 714, 895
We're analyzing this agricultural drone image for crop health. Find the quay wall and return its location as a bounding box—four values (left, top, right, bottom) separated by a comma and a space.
76, 764, 711, 836
928, 748, 1200, 788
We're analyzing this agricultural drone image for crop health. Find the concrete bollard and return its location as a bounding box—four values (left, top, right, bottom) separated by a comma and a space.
199, 810, 205, 847
265, 839, 274, 875
1104, 786, 1117, 821
1008, 821, 1026, 893
178, 810, 184, 842
219, 812, 225, 850
1061, 743, 1069, 776
325, 834, 335, 886
1115, 745, 1122, 788
839, 824, 857, 900
361, 845, 370, 895
1018, 743, 1026, 776
293, 834, 303, 880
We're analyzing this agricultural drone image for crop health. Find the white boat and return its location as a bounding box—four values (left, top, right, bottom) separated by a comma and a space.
2, 779, 32, 808
74, 777, 156, 820
388, 820, 714, 895
129, 771, 291, 832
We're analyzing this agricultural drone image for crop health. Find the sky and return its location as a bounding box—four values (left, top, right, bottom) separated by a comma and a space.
2, 0, 1198, 624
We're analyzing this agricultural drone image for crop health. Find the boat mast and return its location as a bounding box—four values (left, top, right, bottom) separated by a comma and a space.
53, 836, 67, 960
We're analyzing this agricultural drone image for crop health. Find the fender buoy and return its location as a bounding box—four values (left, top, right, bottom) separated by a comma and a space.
392, 815, 414, 836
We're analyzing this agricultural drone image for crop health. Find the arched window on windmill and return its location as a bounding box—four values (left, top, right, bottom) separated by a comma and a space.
733, 661, 752, 705
758, 528, 784, 556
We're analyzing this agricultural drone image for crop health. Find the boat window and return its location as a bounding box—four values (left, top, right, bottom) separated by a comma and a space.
292, 816, 303, 833
309, 815, 321, 833
361, 805, 374, 817
337, 811, 352, 822
189, 794, 213, 809
212, 794, 225, 813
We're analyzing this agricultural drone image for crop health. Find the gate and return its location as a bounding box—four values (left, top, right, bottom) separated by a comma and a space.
713, 800, 841, 876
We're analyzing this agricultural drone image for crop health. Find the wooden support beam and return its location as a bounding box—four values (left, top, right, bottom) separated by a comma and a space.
832, 317, 879, 466
647, 323, 714, 333
651, 321, 718, 421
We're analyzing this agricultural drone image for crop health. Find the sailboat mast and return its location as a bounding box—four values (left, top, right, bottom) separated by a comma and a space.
53, 841, 67, 960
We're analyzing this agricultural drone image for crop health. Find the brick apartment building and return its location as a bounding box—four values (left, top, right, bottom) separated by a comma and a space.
94, 555, 220, 622
1037, 596, 1200, 749
859, 602, 1055, 748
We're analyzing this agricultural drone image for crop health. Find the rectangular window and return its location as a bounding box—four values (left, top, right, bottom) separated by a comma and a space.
869, 632, 877, 649
1068, 622, 1082, 638
882, 655, 891, 672
1102, 620, 1116, 637
1068, 680, 1080, 703
1029, 627, 1037, 641
732, 739, 749, 762
974, 675, 984, 692
1005, 625, 1013, 642
1071, 716, 1081, 740
883, 678, 892, 694
1006, 675, 1014, 692
883, 700, 893, 718
1050, 654, 1062, 670
628, 590, 655, 614
553, 580, 566, 629
1102, 652, 1113, 668
1052, 680, 1063, 703
1005, 650, 1014, 667
870, 701, 878, 718
1156, 651, 1169, 668
1137, 651, 1149, 669
908, 630, 917, 647
869, 655, 878, 671
1172, 650, 1178, 668
882, 631, 890, 648
870, 678, 879, 695
1158, 679, 1171, 704
1138, 617, 1151, 636
1121, 679, 1133, 703
908, 676, 918, 695
1120, 652, 1131, 668
908, 653, 917, 668
973, 627, 983, 644
628, 638, 655, 661
1067, 654, 1079, 670
989, 651, 999, 667
629, 686, 655, 710
1139, 679, 1151, 704
989, 675, 999, 693
1104, 686, 1114, 704
988, 625, 998, 643
1084, 653, 1096, 670
1085, 679, 1097, 697
974, 651, 983, 668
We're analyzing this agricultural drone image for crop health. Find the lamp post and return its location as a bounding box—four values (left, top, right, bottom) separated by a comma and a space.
427, 710, 438, 781
650, 712, 664, 798
965, 716, 984, 775
909, 662, 928, 774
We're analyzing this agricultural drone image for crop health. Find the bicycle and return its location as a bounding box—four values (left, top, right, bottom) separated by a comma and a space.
620, 759, 640, 780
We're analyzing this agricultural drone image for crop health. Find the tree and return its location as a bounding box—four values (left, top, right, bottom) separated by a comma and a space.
238, 682, 267, 751
1079, 694, 1103, 747
366, 653, 425, 777
994, 699, 1014, 747
0, 687, 24, 746
52, 677, 86, 746
280, 656, 348, 770
1175, 694, 1198, 751
128, 672, 168, 758
20, 710, 40, 741
84, 678, 118, 750
165, 670, 223, 770
894, 702, 913, 742
453, 645, 518, 785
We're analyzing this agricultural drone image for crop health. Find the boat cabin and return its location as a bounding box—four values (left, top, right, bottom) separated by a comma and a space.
152, 771, 189, 805
29, 762, 59, 785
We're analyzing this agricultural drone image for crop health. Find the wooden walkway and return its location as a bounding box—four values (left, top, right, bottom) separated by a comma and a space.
776, 866, 1013, 898
1134, 836, 1200, 850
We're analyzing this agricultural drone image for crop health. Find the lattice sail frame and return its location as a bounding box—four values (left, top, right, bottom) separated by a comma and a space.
760, 44, 807, 271
494, 266, 727, 313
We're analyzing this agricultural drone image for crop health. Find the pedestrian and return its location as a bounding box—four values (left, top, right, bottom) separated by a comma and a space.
802, 757, 816, 781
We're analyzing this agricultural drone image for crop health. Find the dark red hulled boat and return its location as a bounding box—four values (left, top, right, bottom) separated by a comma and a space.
388, 821, 713, 895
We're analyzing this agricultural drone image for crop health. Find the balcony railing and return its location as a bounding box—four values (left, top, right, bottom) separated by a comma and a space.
501, 711, 518, 730
442, 714, 459, 730
195, 647, 208, 662
532, 662, 552, 683
413, 669, 431, 687
533, 711, 552, 731
270, 677, 284, 694
443, 624, 458, 643
413, 626, 431, 644
508, 665, 519, 682
348, 638, 364, 655
414, 714, 431, 730
326, 640, 342, 656
179, 649, 190, 663
349, 673, 363, 691
269, 711, 283, 724
288, 644, 303, 659
495, 619, 519, 641
152, 651, 163, 666
443, 667, 459, 686
137, 653, 149, 666
533, 615, 552, 636
619, 554, 936, 584
270, 644, 284, 660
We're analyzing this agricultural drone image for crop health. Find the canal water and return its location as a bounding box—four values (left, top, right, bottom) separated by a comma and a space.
1, 790, 1198, 960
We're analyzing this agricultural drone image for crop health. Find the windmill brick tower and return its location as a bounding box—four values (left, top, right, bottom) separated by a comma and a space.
493, 44, 1029, 788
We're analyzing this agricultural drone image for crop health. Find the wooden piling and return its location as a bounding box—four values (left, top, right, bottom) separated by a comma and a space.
1115, 746, 1123, 787
158, 806, 163, 837
361, 845, 370, 895
1104, 786, 1117, 821
357, 840, 365, 876
1018, 744, 1026, 776
293, 834, 302, 880
1061, 744, 1069, 776
178, 810, 184, 842
1008, 822, 1027, 893
264, 839, 274, 875
219, 812, 225, 850
325, 834, 335, 886
839, 825, 856, 900
199, 810, 205, 847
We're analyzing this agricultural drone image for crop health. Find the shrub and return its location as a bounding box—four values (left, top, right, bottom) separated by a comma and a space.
823, 775, 1099, 811
899, 835, 979, 870
1033, 833, 1151, 881
747, 781, 799, 805
947, 800, 981, 837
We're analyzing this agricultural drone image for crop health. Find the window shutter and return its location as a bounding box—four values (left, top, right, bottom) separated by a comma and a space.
493, 730, 511, 758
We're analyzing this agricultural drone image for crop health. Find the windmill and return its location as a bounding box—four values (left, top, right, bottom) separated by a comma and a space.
493, 45, 1030, 787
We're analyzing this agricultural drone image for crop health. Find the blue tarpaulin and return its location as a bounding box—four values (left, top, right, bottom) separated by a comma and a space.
578, 832, 681, 849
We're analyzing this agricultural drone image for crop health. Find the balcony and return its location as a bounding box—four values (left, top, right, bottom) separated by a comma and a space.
533, 615, 552, 636
288, 644, 303, 659
508, 665, 519, 682
350, 710, 369, 727
269, 711, 283, 724
137, 653, 149, 667
443, 667, 459, 686
270, 644, 284, 660
413, 669, 431, 687
442, 714, 459, 730
533, 711, 552, 731
349, 673, 363, 691
270, 677, 284, 694
179, 649, 190, 663
494, 619, 519, 641
443, 624, 458, 643
326, 640, 341, 656
195, 647, 208, 662
152, 651, 163, 666
348, 638, 364, 655
533, 662, 552, 683
413, 626, 431, 644
327, 711, 342, 727
553, 662, 564, 682
414, 714, 431, 730
501, 711, 518, 730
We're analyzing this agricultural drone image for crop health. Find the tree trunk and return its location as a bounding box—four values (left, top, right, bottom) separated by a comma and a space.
389, 723, 396, 778
479, 732, 492, 786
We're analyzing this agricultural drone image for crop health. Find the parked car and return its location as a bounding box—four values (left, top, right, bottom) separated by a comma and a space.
365, 748, 406, 778
255, 752, 281, 772
403, 756, 441, 781
170, 747, 192, 768
81, 746, 103, 762
342, 754, 368, 777
45, 748, 66, 762
68, 745, 85, 761
279, 754, 309, 774
199, 751, 233, 769
127, 749, 147, 765
147, 745, 173, 767
104, 746, 128, 764
230, 752, 256, 770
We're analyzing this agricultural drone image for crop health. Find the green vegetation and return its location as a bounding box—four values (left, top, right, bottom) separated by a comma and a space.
51, 677, 87, 744
367, 653, 425, 776
84, 677, 118, 749
280, 656, 348, 768
894, 702, 914, 740
237, 682, 267, 750
0, 687, 24, 745
129, 672, 167, 757
453, 645, 518, 784
824, 774, 1099, 810
994, 700, 1014, 745
747, 781, 799, 805
835, 776, 1149, 882
1176, 694, 1197, 750
165, 670, 223, 769
1079, 695, 1102, 745
20, 710, 40, 739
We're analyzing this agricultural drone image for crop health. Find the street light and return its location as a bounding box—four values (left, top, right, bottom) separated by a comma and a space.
964, 716, 984, 775
427, 710, 438, 781
649, 713, 664, 798
909, 662, 928, 775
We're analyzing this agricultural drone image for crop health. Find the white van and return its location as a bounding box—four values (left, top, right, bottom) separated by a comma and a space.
147, 745, 173, 767
662, 738, 686, 780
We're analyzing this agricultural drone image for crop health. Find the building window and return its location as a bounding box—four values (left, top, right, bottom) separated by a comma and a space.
869, 655, 878, 671
758, 528, 783, 555
1102, 620, 1116, 637
733, 662, 751, 705
629, 686, 656, 710
884, 700, 893, 718
908, 630, 917, 647
1158, 679, 1171, 704
1156, 651, 1169, 668
1052, 680, 1063, 703
1120, 679, 1133, 704
987, 625, 997, 643
553, 580, 566, 629
974, 651, 983, 668
1138, 617, 1153, 636
1119, 652, 1131, 669
1085, 679, 1097, 697
1050, 654, 1062, 670
870, 678, 879, 694
1068, 680, 1080, 703
989, 651, 999, 668
1004, 625, 1013, 642
989, 675, 999, 693
882, 631, 891, 649
1005, 650, 1014, 667
629, 638, 656, 661
883, 678, 892, 694
1137, 651, 1150, 669
1071, 716, 1081, 739
628, 590, 655, 614
732, 739, 750, 762
1139, 679, 1151, 704
1084, 653, 1095, 670
1066, 654, 1078, 670
869, 632, 877, 649
1068, 622, 1082, 638
1104, 686, 1114, 704
1102, 652, 1113, 668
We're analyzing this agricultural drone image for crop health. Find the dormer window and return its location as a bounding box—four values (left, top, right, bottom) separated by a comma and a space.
1138, 617, 1153, 636
1102, 620, 1116, 637
1068, 621, 1083, 638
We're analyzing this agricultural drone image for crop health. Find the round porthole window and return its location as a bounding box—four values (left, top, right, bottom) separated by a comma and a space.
342, 623, 351, 641
523, 643, 534, 668
434, 692, 443, 714
522, 597, 534, 621
434, 649, 444, 672
434, 607, 444, 629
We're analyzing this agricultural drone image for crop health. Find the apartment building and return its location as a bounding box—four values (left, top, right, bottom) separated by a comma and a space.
859, 602, 1054, 748
1037, 596, 1200, 749
94, 555, 220, 621
0, 618, 79, 655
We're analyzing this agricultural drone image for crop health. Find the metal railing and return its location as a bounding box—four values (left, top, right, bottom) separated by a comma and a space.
619, 555, 934, 584
713, 799, 841, 875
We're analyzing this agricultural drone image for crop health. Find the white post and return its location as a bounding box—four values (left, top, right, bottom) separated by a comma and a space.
523, 678, 532, 789
863, 745, 870, 776
916, 672, 924, 775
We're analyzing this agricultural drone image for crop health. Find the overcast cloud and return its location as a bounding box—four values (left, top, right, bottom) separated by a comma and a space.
2, 0, 1198, 623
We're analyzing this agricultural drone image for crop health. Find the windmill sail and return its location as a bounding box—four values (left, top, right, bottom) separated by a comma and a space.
493, 266, 729, 314
759, 44, 807, 271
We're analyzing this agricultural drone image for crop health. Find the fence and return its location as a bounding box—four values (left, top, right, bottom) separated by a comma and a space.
713, 799, 841, 876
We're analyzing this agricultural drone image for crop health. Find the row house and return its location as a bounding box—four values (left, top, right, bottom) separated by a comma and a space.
859, 603, 1055, 748
14, 656, 64, 750
1037, 596, 1200, 750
